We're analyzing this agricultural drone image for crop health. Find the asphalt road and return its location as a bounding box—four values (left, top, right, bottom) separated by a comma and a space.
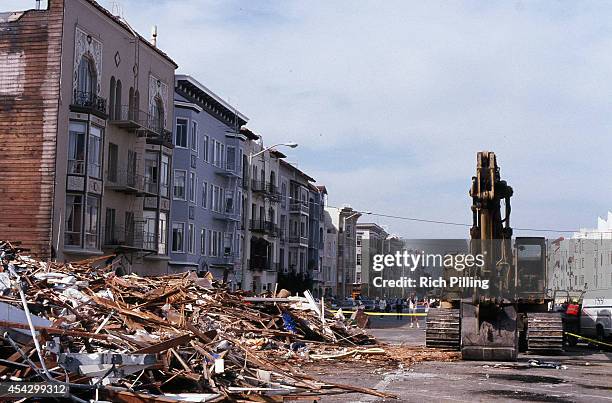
308, 317, 612, 403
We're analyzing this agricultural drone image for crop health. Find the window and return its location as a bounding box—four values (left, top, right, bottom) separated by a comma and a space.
188, 223, 195, 254
188, 172, 196, 203
190, 121, 198, 153
158, 212, 167, 254
84, 196, 100, 249
281, 183, 287, 207
207, 230, 213, 256
201, 181, 208, 208
172, 223, 185, 252
68, 122, 86, 174
88, 125, 102, 179
104, 208, 116, 244
77, 55, 96, 96
127, 150, 137, 188
209, 184, 214, 210
175, 118, 188, 148
152, 97, 164, 133
107, 143, 118, 182
109, 77, 116, 119
227, 146, 236, 171
145, 152, 159, 194
203, 135, 209, 162
114, 80, 122, 120
65, 194, 83, 246
356, 236, 362, 247
160, 154, 170, 198
200, 228, 206, 255
143, 211, 157, 251
173, 170, 186, 200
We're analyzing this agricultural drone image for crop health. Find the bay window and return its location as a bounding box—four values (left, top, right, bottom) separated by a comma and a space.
144, 152, 159, 194
88, 125, 102, 178
158, 212, 168, 254
188, 172, 196, 203
64, 194, 83, 246
190, 121, 198, 153
84, 196, 100, 249
68, 122, 86, 174
188, 223, 195, 254
160, 154, 170, 198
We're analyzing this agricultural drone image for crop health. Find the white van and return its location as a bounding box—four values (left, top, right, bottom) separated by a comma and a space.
581, 291, 612, 341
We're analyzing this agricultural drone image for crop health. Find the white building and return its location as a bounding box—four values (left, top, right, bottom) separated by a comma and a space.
548, 212, 612, 293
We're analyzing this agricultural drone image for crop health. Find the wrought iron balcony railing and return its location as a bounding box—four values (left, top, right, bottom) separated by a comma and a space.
72, 90, 107, 116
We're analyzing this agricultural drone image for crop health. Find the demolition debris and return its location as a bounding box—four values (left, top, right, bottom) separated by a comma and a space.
0, 241, 397, 401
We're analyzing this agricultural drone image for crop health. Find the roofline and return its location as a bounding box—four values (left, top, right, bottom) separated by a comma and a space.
82, 0, 178, 68
175, 74, 249, 122
279, 159, 315, 182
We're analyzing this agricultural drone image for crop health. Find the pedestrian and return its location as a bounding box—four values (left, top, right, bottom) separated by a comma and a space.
395, 298, 403, 320
379, 297, 386, 318
409, 295, 419, 328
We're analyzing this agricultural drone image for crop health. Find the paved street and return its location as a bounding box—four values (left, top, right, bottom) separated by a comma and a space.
305, 317, 612, 403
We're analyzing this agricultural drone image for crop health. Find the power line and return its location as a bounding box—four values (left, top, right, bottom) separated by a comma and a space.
274, 193, 604, 235
323, 204, 584, 234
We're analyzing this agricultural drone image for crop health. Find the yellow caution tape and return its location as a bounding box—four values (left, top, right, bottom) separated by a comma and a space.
566, 332, 612, 348
329, 310, 428, 316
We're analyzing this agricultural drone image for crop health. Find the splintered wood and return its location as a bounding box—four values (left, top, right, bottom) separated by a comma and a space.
0, 242, 396, 401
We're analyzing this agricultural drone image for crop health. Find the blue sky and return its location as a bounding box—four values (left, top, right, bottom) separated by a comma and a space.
4, 0, 612, 238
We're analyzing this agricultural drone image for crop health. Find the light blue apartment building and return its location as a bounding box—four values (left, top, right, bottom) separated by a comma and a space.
168, 75, 253, 285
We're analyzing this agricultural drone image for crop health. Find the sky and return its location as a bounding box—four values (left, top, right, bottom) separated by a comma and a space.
4, 0, 612, 238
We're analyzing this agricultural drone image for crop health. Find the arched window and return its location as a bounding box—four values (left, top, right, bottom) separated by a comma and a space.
269, 171, 276, 190
128, 87, 135, 120
77, 55, 96, 96
151, 96, 164, 132
114, 80, 122, 120
108, 77, 116, 119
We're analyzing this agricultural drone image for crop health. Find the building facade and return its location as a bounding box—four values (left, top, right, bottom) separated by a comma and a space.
168, 75, 249, 284
321, 191, 338, 297
242, 134, 283, 292
324, 206, 361, 299
356, 223, 388, 298
0, 0, 176, 274
277, 160, 316, 293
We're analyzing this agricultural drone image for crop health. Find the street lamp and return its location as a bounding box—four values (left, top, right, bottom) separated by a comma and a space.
249, 142, 298, 164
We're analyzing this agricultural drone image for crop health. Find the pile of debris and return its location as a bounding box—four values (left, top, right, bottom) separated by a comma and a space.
0, 242, 393, 401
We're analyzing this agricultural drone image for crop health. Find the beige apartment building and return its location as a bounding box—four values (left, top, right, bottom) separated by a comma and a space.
0, 0, 176, 274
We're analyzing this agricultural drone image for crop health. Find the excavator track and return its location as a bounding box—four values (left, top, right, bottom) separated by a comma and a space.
426, 308, 461, 350
527, 312, 564, 353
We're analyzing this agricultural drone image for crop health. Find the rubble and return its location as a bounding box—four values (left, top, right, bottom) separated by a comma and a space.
0, 242, 395, 401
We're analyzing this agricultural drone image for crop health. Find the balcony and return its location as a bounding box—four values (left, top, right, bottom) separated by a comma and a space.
249, 220, 279, 237
289, 202, 309, 216
289, 235, 309, 247
109, 105, 148, 132
144, 117, 173, 146
71, 91, 107, 118
103, 226, 157, 252
214, 160, 240, 177
105, 168, 144, 194
208, 253, 237, 266
212, 207, 240, 222
251, 180, 281, 201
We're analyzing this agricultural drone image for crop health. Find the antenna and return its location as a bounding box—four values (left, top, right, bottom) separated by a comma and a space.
111, 1, 123, 17
151, 25, 158, 47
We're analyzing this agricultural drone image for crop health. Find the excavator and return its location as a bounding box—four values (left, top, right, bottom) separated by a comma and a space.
426, 151, 564, 360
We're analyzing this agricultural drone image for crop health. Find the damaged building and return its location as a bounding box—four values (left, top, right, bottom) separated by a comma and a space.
0, 0, 176, 274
